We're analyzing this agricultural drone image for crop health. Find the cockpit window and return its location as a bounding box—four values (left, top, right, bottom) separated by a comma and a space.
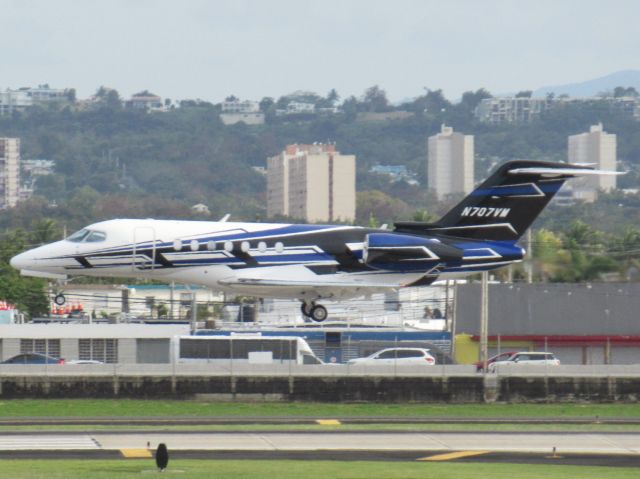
66, 229, 107, 243
66, 229, 90, 242
85, 231, 107, 242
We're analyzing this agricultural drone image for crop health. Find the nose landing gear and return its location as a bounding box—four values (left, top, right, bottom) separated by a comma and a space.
54, 293, 66, 306
300, 302, 328, 322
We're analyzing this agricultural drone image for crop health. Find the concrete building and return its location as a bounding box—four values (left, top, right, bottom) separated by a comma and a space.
568, 123, 617, 202
475, 97, 555, 124
0, 324, 188, 363
267, 144, 356, 222
427, 125, 474, 200
0, 90, 32, 116
220, 98, 264, 125
0, 138, 21, 208
22, 85, 70, 104
124, 94, 164, 112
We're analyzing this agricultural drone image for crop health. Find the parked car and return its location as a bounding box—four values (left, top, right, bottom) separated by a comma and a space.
2, 353, 65, 364
348, 348, 436, 366
488, 351, 560, 372
474, 351, 517, 372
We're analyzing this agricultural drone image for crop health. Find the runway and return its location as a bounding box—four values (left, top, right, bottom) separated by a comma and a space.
0, 430, 639, 465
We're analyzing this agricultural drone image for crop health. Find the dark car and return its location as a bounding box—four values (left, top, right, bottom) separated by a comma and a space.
2, 353, 65, 365
474, 351, 516, 372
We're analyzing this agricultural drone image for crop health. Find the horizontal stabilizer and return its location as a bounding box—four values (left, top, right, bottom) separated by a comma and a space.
508, 167, 624, 177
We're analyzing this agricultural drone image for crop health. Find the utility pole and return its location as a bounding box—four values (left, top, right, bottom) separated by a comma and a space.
169, 282, 175, 320
190, 289, 197, 333
526, 228, 533, 284
480, 271, 489, 374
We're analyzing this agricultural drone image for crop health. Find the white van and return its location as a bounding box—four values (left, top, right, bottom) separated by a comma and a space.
173, 334, 324, 365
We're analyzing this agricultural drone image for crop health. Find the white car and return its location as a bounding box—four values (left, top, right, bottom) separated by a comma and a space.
348, 348, 436, 366
488, 352, 560, 372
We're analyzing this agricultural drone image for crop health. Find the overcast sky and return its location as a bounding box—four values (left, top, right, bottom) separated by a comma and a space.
2, 0, 638, 103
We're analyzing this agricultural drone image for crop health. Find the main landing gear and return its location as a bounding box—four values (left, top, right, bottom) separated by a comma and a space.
300, 302, 328, 322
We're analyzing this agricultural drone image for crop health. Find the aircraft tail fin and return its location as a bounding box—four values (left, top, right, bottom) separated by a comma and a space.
394, 160, 622, 241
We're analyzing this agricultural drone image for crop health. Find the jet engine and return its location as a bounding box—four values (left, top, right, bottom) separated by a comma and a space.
363, 232, 463, 272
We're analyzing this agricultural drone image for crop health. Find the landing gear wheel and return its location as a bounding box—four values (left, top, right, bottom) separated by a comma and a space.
54, 294, 66, 306
310, 304, 328, 322
301, 302, 313, 317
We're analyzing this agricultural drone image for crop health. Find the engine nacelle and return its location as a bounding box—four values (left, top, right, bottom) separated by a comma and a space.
363, 233, 463, 272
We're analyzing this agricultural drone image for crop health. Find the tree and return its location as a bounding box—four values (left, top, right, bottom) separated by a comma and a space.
0, 231, 49, 317
423, 89, 451, 113
341, 95, 359, 119
105, 89, 122, 110
65, 88, 76, 103
362, 85, 390, 112
459, 88, 492, 111
412, 209, 435, 222
327, 88, 340, 106
259, 97, 275, 112
613, 86, 639, 98
515, 90, 533, 98
30, 218, 61, 245
356, 190, 410, 225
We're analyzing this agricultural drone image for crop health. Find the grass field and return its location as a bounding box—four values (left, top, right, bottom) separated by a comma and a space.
0, 460, 637, 479
0, 400, 639, 418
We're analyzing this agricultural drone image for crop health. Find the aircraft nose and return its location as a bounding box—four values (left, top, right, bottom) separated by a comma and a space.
10, 251, 33, 271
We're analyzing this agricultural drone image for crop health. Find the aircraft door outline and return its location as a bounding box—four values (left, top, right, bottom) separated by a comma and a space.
133, 226, 156, 272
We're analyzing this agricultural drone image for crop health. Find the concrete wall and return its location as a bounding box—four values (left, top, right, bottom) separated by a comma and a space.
0, 373, 638, 402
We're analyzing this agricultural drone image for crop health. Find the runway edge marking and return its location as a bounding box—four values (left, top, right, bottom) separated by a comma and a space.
121, 449, 153, 458
316, 420, 342, 426
418, 451, 491, 461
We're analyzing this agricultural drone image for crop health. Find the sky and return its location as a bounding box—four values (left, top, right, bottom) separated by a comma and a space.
2, 0, 639, 103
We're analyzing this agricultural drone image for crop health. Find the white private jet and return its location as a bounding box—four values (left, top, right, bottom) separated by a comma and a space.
10, 161, 621, 321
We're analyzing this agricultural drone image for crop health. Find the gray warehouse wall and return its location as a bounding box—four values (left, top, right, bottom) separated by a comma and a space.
456, 283, 640, 336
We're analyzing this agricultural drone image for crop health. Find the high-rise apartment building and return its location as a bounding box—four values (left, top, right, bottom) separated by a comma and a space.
0, 138, 21, 208
568, 123, 617, 202
267, 144, 355, 222
427, 125, 474, 200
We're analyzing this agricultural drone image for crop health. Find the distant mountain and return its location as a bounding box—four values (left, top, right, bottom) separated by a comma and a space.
532, 70, 640, 98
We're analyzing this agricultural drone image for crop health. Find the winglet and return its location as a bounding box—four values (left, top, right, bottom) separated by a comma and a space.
219, 214, 231, 222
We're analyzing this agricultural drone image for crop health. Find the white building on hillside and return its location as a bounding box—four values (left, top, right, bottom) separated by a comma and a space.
568, 123, 617, 202
427, 125, 474, 200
